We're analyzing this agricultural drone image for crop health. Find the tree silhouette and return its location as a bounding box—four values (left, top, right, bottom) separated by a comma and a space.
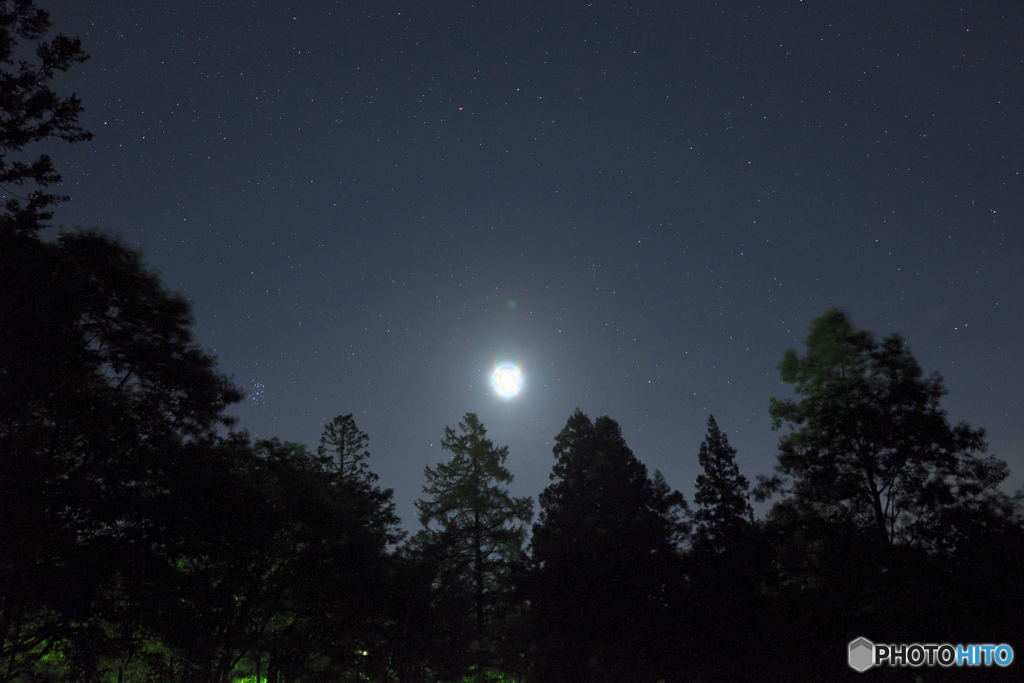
317, 413, 402, 545
413, 413, 532, 678
317, 413, 375, 484
694, 414, 753, 550
126, 435, 400, 682
529, 410, 687, 682
0, 0, 91, 235
0, 231, 242, 679
686, 415, 770, 679
753, 309, 1019, 679
763, 308, 1005, 550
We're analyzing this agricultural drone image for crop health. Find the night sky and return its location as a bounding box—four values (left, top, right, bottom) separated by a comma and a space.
41, 1, 1023, 527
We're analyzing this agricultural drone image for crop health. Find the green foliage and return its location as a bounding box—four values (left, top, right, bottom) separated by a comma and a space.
124, 434, 401, 682
0, 230, 242, 680
753, 310, 1022, 679
766, 308, 1004, 550
1, 6, 97, 668
3, 10, 1022, 670
416, 414, 533, 542
413, 413, 533, 678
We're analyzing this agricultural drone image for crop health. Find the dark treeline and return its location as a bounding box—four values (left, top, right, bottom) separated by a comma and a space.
2, 3, 1023, 681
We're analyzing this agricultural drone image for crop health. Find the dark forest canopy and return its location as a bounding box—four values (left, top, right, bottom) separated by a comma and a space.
2, 2, 1022, 681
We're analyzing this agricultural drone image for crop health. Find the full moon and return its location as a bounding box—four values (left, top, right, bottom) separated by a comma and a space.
490, 362, 523, 399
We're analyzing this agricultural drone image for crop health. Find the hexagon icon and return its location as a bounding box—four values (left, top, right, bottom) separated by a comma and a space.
848, 637, 875, 672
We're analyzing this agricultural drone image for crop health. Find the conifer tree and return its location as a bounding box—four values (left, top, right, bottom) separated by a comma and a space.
530, 410, 687, 681
316, 413, 401, 543
317, 413, 377, 485
413, 413, 532, 675
687, 416, 766, 678
694, 415, 753, 549
0, 0, 91, 235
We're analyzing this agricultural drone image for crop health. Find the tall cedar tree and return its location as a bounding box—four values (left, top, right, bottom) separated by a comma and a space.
693, 414, 753, 549
764, 309, 1006, 551
529, 411, 687, 682
317, 413, 376, 484
688, 416, 769, 680
414, 413, 532, 676
317, 413, 402, 544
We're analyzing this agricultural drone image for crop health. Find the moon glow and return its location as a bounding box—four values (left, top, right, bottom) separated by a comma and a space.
490, 362, 523, 399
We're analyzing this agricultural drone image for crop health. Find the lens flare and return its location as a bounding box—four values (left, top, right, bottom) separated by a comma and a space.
490, 362, 523, 399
